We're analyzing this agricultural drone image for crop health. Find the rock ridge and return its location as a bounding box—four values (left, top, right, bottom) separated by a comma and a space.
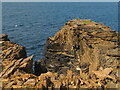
1, 19, 120, 89
41, 19, 119, 75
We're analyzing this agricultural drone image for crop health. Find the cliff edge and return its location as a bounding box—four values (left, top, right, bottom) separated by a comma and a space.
40, 19, 119, 75
1, 19, 120, 89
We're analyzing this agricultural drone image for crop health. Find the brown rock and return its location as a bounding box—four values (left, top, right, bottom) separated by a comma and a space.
1, 41, 27, 62
1, 58, 23, 78
19, 55, 33, 73
24, 79, 36, 86
52, 80, 62, 88
42, 19, 119, 76
1, 55, 33, 78
106, 81, 118, 88
92, 68, 115, 80
1, 19, 119, 89
7, 81, 14, 87
17, 81, 23, 86
12, 85, 19, 88
69, 85, 77, 88
0, 34, 9, 41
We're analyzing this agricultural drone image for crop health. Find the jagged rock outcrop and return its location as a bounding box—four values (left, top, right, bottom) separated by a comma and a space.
41, 19, 119, 75
0, 34, 10, 41
0, 38, 33, 78
2, 68, 119, 88
1, 19, 120, 89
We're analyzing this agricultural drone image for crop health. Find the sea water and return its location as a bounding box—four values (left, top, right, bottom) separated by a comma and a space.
2, 2, 118, 61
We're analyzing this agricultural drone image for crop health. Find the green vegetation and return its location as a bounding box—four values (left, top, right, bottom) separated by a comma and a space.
2, 82, 7, 85
25, 86, 30, 88
79, 20, 95, 25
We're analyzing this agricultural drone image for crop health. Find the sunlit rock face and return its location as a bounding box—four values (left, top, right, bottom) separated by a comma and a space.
0, 39, 33, 78
42, 19, 119, 75
1, 19, 120, 89
0, 34, 10, 41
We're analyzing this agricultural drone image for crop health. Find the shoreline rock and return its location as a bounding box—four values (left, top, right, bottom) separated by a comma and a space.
0, 34, 10, 41
1, 19, 120, 89
39, 19, 119, 75
1, 41, 33, 77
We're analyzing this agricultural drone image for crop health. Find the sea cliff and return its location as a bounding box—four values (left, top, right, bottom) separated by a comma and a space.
0, 19, 120, 89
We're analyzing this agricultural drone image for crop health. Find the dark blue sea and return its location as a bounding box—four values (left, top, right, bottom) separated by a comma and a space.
2, 2, 118, 61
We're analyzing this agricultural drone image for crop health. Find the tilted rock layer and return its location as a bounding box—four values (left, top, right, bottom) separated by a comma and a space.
1, 41, 33, 77
42, 19, 119, 75
1, 19, 120, 89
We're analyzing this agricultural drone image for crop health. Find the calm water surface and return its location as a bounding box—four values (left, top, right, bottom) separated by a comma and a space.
2, 2, 118, 61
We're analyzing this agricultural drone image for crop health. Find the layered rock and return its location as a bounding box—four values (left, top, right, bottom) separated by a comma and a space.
2, 67, 119, 88
1, 19, 120, 89
0, 34, 10, 41
0, 37, 33, 78
41, 19, 119, 75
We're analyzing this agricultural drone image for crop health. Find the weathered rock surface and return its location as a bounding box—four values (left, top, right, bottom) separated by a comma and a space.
0, 37, 33, 78
1, 41, 27, 62
38, 19, 119, 76
36, 19, 120, 88
2, 68, 119, 88
0, 34, 10, 41
1, 19, 120, 89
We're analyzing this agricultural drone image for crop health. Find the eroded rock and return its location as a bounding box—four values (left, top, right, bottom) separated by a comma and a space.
0, 34, 10, 41
39, 19, 119, 76
1, 19, 120, 89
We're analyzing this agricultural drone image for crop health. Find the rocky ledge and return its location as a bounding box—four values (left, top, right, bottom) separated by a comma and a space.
1, 19, 120, 89
40, 19, 120, 75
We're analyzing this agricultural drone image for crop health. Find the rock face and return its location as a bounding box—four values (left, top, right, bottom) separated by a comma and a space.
41, 19, 119, 75
0, 34, 10, 41
0, 35, 34, 88
0, 39, 33, 78
1, 19, 120, 89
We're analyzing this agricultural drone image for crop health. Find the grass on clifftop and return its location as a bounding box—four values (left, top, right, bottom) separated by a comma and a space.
80, 21, 95, 24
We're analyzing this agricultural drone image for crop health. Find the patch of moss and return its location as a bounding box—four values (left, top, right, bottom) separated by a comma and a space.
2, 82, 7, 85
25, 86, 30, 88
80, 21, 95, 25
